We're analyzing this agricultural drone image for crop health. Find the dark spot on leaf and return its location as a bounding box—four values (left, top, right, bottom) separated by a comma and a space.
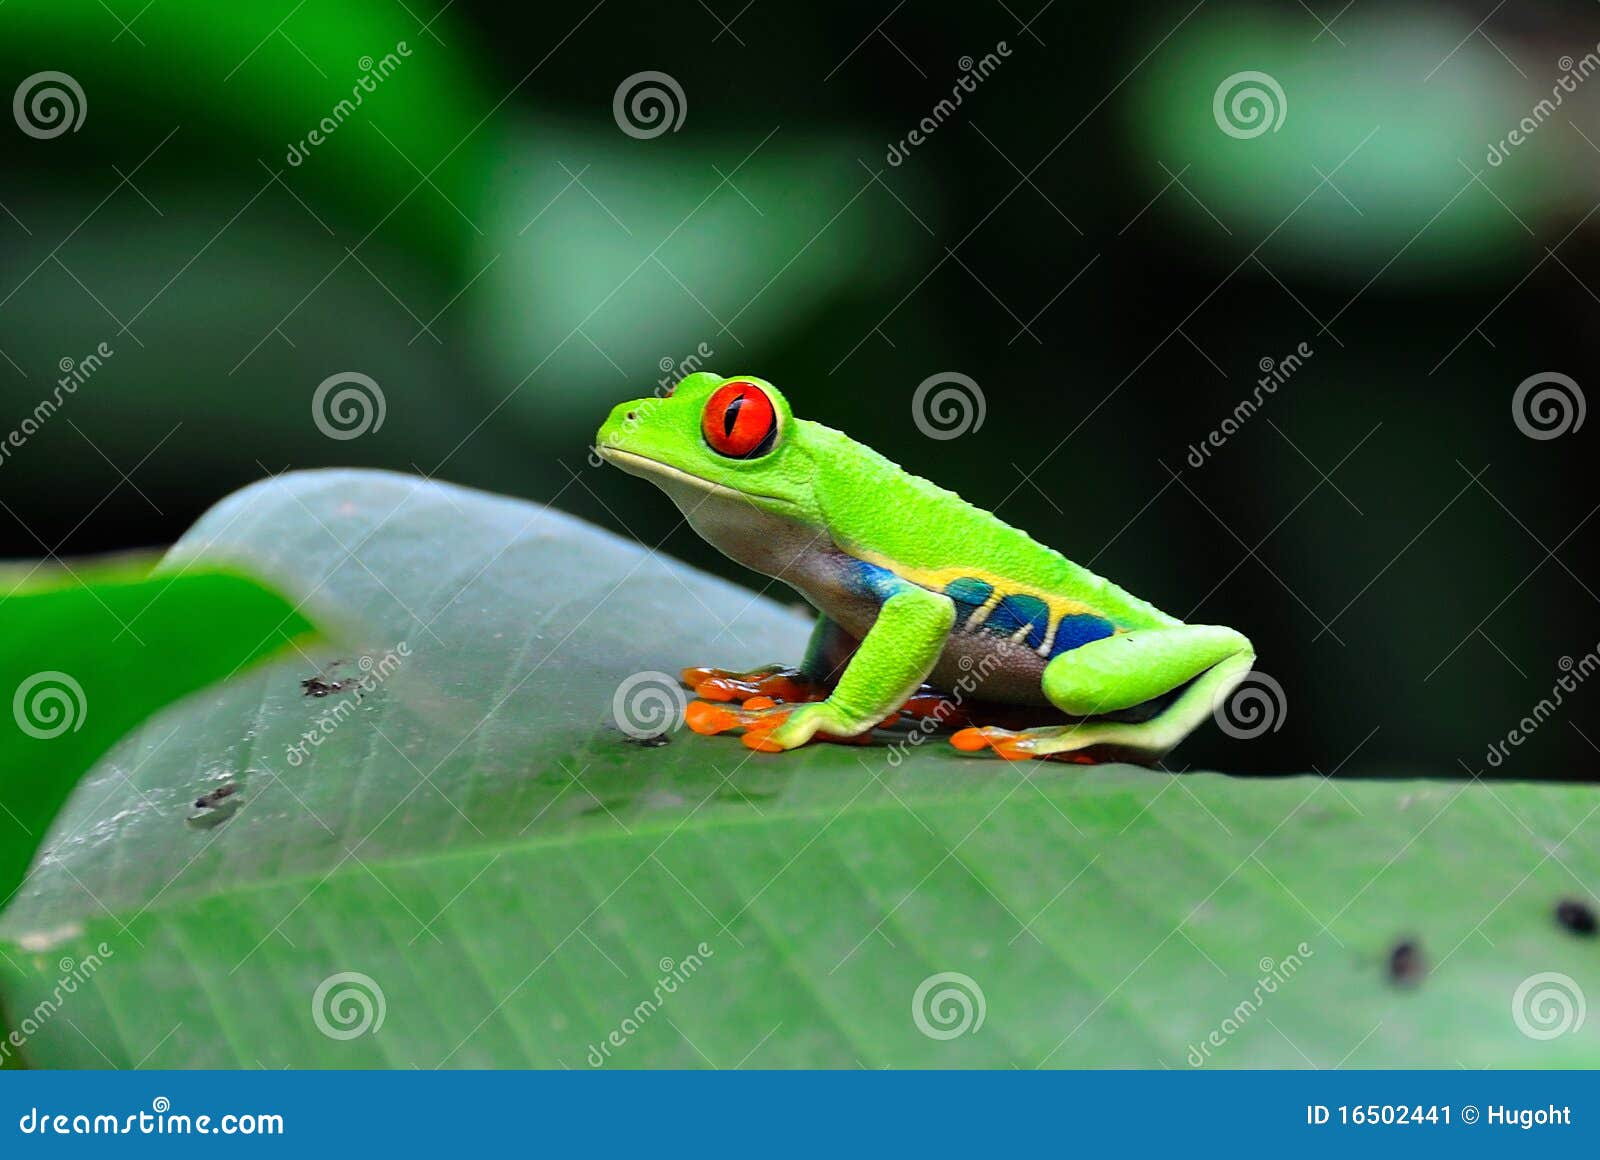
1555, 898, 1597, 937
301, 674, 353, 697
187, 781, 244, 829
193, 782, 238, 809
1388, 939, 1423, 986
624, 732, 671, 748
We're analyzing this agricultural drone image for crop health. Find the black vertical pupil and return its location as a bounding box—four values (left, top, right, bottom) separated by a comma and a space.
722, 395, 745, 438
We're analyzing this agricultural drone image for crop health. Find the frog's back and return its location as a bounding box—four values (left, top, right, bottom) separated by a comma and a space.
803, 419, 1179, 634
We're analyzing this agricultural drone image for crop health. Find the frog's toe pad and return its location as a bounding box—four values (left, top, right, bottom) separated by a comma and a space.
685, 698, 792, 740
951, 726, 1039, 761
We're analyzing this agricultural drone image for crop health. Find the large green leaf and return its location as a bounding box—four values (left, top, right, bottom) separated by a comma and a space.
0, 559, 315, 903
1, 471, 1595, 1067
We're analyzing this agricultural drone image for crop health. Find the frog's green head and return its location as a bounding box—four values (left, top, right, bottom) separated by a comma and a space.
594, 373, 820, 524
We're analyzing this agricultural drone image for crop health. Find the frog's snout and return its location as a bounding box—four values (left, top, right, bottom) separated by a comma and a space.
594, 396, 653, 462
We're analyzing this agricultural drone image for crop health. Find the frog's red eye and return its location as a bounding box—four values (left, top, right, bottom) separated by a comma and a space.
702, 382, 777, 459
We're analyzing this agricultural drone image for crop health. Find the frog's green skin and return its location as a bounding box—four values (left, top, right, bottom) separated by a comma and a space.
595, 373, 1255, 761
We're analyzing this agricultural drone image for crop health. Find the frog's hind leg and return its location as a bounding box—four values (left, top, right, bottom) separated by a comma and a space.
952, 625, 1255, 763
683, 616, 859, 703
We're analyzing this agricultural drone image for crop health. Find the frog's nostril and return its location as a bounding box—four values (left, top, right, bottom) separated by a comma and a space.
625, 411, 637, 421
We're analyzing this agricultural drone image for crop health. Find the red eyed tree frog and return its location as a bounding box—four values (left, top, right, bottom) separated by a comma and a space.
595, 374, 1255, 762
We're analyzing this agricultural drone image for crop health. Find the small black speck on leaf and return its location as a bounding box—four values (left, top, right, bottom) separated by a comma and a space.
1388, 939, 1423, 986
625, 732, 671, 748
193, 782, 238, 809
301, 675, 351, 697
1555, 898, 1597, 937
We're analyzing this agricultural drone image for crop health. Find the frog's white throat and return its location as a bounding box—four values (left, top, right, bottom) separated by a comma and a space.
598, 447, 822, 580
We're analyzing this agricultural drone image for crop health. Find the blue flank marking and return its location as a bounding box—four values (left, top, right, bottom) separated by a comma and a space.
1050, 613, 1115, 656
984, 594, 1051, 648
848, 558, 906, 601
943, 577, 993, 628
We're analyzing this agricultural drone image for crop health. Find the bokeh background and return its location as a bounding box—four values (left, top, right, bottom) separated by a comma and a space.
2, 0, 1596, 778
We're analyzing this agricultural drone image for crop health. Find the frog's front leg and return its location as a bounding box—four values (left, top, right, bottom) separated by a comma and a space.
953, 624, 1254, 762
686, 587, 955, 752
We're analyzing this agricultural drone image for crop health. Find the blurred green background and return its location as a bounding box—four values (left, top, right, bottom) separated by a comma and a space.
2, 0, 1596, 778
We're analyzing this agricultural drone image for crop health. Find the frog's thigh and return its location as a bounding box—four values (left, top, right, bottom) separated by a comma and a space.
956, 627, 1254, 762
1041, 624, 1253, 717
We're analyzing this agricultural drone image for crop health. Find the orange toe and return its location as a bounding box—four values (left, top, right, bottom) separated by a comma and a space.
950, 727, 992, 752
992, 740, 1036, 761
742, 696, 778, 711
742, 709, 791, 734
694, 679, 739, 702
685, 700, 739, 735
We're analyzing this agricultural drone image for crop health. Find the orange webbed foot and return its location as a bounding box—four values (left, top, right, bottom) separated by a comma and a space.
681, 665, 830, 705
